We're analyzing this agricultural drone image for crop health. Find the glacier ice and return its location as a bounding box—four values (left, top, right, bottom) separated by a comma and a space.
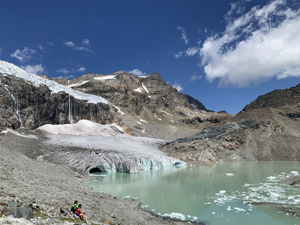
0, 60, 109, 105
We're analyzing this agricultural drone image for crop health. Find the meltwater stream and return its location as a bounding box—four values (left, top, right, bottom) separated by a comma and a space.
89, 162, 300, 225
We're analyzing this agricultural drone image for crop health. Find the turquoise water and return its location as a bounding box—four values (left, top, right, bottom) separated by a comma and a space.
89, 162, 300, 225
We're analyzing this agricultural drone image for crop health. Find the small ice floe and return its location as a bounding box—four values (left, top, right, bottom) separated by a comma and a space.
226, 206, 232, 211
212, 212, 216, 214
218, 190, 226, 194
291, 171, 299, 175
226, 173, 234, 177
192, 217, 198, 221
267, 176, 278, 181
124, 196, 131, 199
204, 202, 212, 205
234, 207, 246, 213
162, 212, 186, 221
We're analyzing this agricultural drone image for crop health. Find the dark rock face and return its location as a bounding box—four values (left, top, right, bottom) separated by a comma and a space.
0, 74, 118, 131
241, 84, 300, 112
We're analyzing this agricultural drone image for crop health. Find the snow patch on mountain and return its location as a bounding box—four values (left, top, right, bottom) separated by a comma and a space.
0, 60, 109, 105
67, 80, 89, 87
94, 75, 116, 81
142, 83, 149, 93
134, 87, 143, 93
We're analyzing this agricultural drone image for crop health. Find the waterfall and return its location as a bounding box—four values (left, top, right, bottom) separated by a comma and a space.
3, 85, 24, 127
97, 104, 104, 124
68, 95, 74, 124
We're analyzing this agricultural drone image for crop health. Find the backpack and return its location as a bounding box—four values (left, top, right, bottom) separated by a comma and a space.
71, 206, 76, 213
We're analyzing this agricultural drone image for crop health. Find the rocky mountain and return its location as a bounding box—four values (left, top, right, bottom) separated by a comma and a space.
59, 71, 231, 140
162, 83, 300, 165
0, 60, 231, 140
0, 61, 120, 132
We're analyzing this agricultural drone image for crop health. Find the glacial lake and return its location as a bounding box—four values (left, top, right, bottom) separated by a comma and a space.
89, 162, 300, 225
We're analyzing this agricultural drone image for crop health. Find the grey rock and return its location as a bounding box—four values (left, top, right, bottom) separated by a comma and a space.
48, 219, 59, 223
8, 202, 20, 207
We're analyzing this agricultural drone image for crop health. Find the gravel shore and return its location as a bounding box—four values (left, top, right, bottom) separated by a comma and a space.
0, 129, 194, 225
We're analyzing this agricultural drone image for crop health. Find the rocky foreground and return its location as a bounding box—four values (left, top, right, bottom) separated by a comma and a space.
0, 130, 193, 225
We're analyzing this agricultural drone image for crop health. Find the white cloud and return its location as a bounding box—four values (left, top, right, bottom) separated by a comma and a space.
128, 69, 147, 76
57, 67, 86, 74
10, 47, 36, 62
82, 38, 89, 45
77, 67, 86, 72
21, 64, 44, 75
189, 72, 202, 82
47, 42, 55, 46
177, 26, 189, 44
174, 51, 183, 59
185, 47, 200, 57
199, 0, 300, 87
57, 68, 70, 74
63, 40, 92, 52
172, 80, 183, 92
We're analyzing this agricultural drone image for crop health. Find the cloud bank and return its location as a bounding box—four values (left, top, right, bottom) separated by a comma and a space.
199, 0, 300, 87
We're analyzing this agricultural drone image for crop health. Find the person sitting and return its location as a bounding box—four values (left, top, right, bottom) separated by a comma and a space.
71, 200, 79, 214
76, 204, 86, 221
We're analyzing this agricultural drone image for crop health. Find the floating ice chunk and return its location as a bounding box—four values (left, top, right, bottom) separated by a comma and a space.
267, 176, 277, 181
291, 171, 299, 175
234, 207, 246, 213
219, 190, 226, 194
226, 173, 234, 176
162, 212, 186, 221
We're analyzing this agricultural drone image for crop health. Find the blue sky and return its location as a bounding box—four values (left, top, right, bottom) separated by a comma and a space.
1, 0, 300, 114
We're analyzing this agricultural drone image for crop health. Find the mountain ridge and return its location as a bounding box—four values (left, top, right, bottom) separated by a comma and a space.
0, 60, 230, 140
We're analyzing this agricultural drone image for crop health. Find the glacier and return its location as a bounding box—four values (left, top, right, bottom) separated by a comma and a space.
0, 60, 109, 105
37, 120, 184, 174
